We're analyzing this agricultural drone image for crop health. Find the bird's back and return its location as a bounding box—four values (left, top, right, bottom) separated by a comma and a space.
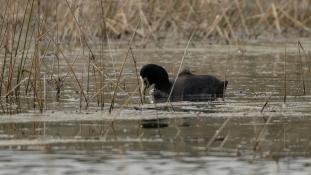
170, 73, 227, 101
150, 70, 227, 103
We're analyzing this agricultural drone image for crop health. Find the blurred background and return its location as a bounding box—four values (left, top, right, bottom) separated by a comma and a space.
1, 0, 310, 45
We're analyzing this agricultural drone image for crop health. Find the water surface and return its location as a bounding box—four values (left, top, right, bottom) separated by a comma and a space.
1, 40, 311, 174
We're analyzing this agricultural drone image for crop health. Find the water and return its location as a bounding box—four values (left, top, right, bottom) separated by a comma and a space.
0, 150, 311, 175
1, 150, 311, 175
0, 40, 311, 174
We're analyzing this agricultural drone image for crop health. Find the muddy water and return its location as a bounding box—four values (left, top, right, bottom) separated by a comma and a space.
1, 40, 311, 175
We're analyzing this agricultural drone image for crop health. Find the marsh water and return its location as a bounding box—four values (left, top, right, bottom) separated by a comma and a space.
1, 40, 311, 175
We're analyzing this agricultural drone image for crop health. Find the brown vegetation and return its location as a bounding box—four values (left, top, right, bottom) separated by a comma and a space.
1, 0, 311, 43
0, 0, 310, 113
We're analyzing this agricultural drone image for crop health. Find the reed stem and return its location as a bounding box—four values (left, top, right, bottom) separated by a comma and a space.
109, 19, 140, 113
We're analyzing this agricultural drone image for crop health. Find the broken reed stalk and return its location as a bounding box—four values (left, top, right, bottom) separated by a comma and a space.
43, 29, 89, 106
5, 77, 28, 97
109, 19, 140, 114
223, 48, 230, 100
92, 66, 100, 107
99, 0, 106, 109
283, 47, 287, 104
280, 8, 311, 33
34, 0, 44, 112
108, 46, 130, 113
55, 56, 79, 102
261, 93, 273, 114
16, 0, 35, 99
167, 32, 194, 103
234, 0, 249, 36
100, 65, 105, 109
117, 84, 140, 112
103, 85, 141, 139
80, 68, 84, 110
31, 26, 40, 109
36, 0, 44, 112
89, 75, 130, 100
14, 0, 31, 58
129, 47, 143, 105
253, 115, 273, 151
0, 3, 9, 97
220, 2, 236, 43
0, 23, 9, 49
298, 41, 306, 95
260, 93, 273, 122
10, 0, 19, 68
87, 51, 91, 101
272, 3, 282, 34
44, 73, 46, 110
54, 0, 61, 101
25, 27, 36, 95
64, 0, 96, 60
0, 46, 9, 97
0, 0, 10, 45
295, 43, 301, 95
63, 0, 98, 106
207, 117, 231, 148
297, 41, 306, 95
31, 51, 37, 109
107, 34, 117, 79
6, 0, 18, 99
99, 52, 105, 109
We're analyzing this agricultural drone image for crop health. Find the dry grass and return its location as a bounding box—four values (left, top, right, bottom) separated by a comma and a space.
1, 0, 310, 43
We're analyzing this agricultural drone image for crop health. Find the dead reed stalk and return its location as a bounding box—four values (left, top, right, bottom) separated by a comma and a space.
253, 115, 273, 152
16, 0, 35, 100
207, 117, 231, 148
43, 29, 89, 106
109, 20, 140, 114
297, 41, 306, 95
64, 0, 96, 60
99, 0, 106, 109
129, 47, 143, 105
167, 32, 194, 103
261, 93, 273, 114
283, 47, 287, 104
2, 0, 311, 42
80, 67, 84, 110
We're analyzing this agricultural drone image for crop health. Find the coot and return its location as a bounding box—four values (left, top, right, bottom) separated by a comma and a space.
140, 64, 228, 103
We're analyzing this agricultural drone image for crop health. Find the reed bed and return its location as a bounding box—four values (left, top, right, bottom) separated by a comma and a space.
0, 0, 311, 113
1, 0, 311, 43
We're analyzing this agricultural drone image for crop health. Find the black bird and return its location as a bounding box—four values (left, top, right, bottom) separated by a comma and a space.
140, 64, 228, 103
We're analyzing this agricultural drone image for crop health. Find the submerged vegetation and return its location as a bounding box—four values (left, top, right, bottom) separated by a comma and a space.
0, 0, 311, 113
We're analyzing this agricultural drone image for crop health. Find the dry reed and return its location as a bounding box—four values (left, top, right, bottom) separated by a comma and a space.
283, 47, 287, 103
297, 41, 309, 95
0, 0, 310, 43
109, 20, 140, 113
1, 0, 311, 113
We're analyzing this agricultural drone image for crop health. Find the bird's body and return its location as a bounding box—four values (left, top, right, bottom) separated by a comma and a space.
140, 64, 228, 103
